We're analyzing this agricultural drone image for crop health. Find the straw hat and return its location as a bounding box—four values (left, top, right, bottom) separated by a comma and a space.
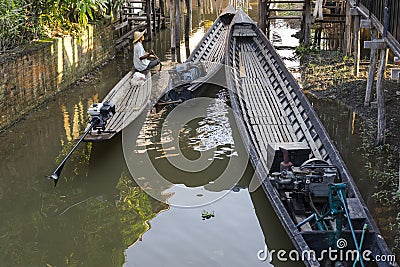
133, 31, 145, 43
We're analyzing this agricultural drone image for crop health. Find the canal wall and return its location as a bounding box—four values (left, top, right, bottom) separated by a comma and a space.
0, 24, 115, 130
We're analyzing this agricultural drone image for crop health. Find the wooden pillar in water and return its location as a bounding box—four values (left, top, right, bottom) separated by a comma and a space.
152, 0, 156, 31
170, 0, 176, 50
185, 0, 192, 41
175, 0, 181, 50
146, 0, 152, 40
160, 0, 166, 28
376, 47, 388, 145
259, 0, 267, 34
344, 1, 352, 55
353, 12, 361, 76
304, 0, 311, 46
364, 29, 377, 106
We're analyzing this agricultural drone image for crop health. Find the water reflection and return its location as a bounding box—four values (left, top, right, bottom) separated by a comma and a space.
122, 86, 249, 208
307, 96, 395, 244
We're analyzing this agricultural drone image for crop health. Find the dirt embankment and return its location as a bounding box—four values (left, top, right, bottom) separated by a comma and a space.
302, 50, 400, 144
302, 50, 400, 253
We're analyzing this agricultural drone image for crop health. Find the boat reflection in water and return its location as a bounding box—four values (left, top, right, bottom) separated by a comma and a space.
121, 78, 278, 266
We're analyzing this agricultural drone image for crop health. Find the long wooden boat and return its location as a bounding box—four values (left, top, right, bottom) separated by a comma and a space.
225, 9, 396, 267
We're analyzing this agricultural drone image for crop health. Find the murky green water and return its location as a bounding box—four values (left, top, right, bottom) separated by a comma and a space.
0, 1, 395, 266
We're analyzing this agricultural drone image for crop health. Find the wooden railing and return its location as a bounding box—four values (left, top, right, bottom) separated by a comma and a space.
359, 0, 400, 42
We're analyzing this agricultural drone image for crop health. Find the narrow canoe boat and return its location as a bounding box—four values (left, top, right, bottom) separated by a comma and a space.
225, 9, 396, 267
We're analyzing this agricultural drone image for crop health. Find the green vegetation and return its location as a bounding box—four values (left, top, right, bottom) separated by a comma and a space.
294, 44, 318, 58
0, 0, 34, 52
0, 0, 124, 52
359, 118, 400, 254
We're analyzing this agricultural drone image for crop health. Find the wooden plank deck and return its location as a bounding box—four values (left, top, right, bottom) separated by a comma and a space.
84, 71, 151, 142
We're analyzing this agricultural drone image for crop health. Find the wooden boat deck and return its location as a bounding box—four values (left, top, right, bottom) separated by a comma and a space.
84, 71, 152, 142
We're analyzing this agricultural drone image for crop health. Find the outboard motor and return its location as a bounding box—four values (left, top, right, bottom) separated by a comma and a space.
88, 101, 115, 132
46, 101, 115, 186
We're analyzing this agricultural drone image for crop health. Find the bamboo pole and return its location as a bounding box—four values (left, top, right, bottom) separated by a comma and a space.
364, 29, 378, 106
376, 48, 388, 145
170, 0, 176, 49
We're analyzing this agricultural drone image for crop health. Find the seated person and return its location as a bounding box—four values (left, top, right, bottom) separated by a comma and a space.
133, 31, 161, 73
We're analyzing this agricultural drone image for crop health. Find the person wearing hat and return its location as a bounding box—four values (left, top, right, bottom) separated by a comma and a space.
133, 31, 160, 73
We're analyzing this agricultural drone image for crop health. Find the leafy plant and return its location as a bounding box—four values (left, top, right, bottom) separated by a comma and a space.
1, 0, 125, 52
0, 0, 35, 52
294, 44, 318, 58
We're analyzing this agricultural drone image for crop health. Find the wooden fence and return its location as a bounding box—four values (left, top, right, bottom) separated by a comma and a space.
359, 0, 400, 42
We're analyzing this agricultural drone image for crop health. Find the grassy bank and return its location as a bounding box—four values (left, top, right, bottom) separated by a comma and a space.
301, 50, 400, 254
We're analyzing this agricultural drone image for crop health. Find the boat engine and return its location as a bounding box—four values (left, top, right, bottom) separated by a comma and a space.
270, 156, 341, 215
88, 101, 115, 132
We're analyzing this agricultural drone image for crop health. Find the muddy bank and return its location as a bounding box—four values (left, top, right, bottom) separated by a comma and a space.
302, 50, 400, 254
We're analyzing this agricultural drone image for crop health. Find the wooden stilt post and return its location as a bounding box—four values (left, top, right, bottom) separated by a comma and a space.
259, 0, 267, 34
170, 0, 176, 50
175, 0, 181, 49
353, 12, 361, 76
185, 39, 190, 59
364, 29, 377, 106
304, 0, 311, 46
376, 48, 388, 145
176, 46, 182, 63
344, 1, 352, 55
160, 0, 166, 28
152, 0, 156, 31
146, 0, 152, 40
185, 0, 192, 41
